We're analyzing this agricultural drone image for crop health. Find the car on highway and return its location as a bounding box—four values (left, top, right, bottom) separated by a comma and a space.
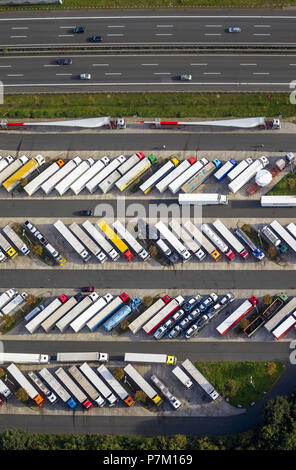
199, 293, 218, 313
226, 27, 241, 33
79, 210, 92, 216
89, 35, 103, 42
185, 315, 208, 339
82, 286, 95, 293
80, 73, 91, 80
180, 74, 192, 81
73, 26, 85, 33
56, 58, 72, 65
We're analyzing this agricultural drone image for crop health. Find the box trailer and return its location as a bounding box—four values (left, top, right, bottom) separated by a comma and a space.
1, 292, 27, 316
124, 364, 163, 406
270, 220, 296, 254
0, 155, 14, 174
39, 368, 77, 409
26, 295, 68, 334
68, 366, 105, 407
55, 367, 93, 410
57, 352, 108, 362
41, 296, 78, 333
70, 157, 110, 195
115, 155, 157, 192
264, 297, 296, 333
112, 220, 149, 261
86, 293, 130, 331
212, 219, 249, 260
117, 153, 144, 176
97, 364, 134, 406
155, 221, 191, 262
182, 159, 221, 193
169, 219, 206, 260
24, 159, 65, 196
56, 293, 99, 333
3, 155, 44, 193
227, 158, 253, 181
183, 220, 222, 262
178, 194, 228, 205
7, 363, 45, 406
69, 223, 107, 263
124, 353, 177, 365
156, 158, 196, 193
201, 223, 235, 261
41, 157, 81, 195
2, 225, 30, 255
287, 222, 296, 239
82, 220, 119, 261
97, 220, 134, 261
0, 353, 49, 364
168, 158, 206, 194
139, 158, 179, 194
0, 233, 18, 259
0, 156, 27, 186
98, 170, 121, 194
70, 294, 113, 333
261, 196, 296, 207
79, 362, 117, 405
128, 296, 171, 335
216, 296, 258, 335
228, 156, 269, 193
86, 155, 126, 193
142, 296, 184, 335
54, 219, 91, 262
0, 289, 17, 310
272, 315, 296, 340
172, 365, 193, 389
55, 158, 94, 196
182, 359, 219, 400
214, 159, 237, 182
150, 374, 182, 410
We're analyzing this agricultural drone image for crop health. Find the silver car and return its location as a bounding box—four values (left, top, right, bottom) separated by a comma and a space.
80, 73, 91, 80
180, 73, 192, 81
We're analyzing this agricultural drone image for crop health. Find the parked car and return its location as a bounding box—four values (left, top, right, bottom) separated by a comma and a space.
154, 325, 167, 340
56, 58, 72, 65
183, 295, 201, 313
199, 293, 218, 312
169, 309, 186, 327
188, 308, 201, 321
80, 73, 91, 80
180, 74, 192, 81
226, 27, 241, 33
220, 292, 235, 306
168, 325, 182, 339
73, 26, 85, 33
185, 315, 208, 339
206, 303, 221, 321
79, 210, 92, 216
89, 35, 102, 42
82, 286, 95, 293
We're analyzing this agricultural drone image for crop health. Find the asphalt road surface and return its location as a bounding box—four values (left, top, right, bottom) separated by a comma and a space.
1, 54, 294, 92
0, 199, 293, 219
0, 132, 293, 152
1, 10, 295, 47
0, 270, 294, 290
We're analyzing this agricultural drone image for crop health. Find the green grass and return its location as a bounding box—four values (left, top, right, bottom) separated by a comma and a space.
0, 93, 294, 119
195, 361, 285, 407
0, 1, 294, 10
267, 172, 296, 195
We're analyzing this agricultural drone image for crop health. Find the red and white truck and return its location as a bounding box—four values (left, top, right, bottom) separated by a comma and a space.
143, 296, 184, 335
216, 296, 258, 336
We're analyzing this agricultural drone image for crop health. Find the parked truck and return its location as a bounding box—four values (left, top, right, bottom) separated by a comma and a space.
261, 196, 296, 207
54, 219, 91, 262
24, 159, 65, 196
181, 359, 219, 401
168, 158, 205, 194
1, 292, 27, 316
7, 363, 45, 406
212, 219, 249, 260
172, 365, 193, 389
0, 353, 49, 364
155, 221, 191, 263
269, 220, 296, 254
150, 374, 182, 410
117, 152, 144, 176
70, 157, 110, 195
0, 156, 28, 186
261, 225, 288, 254
182, 159, 221, 193
287, 222, 296, 240
57, 352, 109, 362
70, 294, 113, 333
0, 155, 14, 175
69, 223, 107, 263
55, 158, 95, 196
26, 295, 68, 334
97, 220, 134, 261
97, 364, 134, 406
79, 362, 117, 406
124, 363, 163, 406
142, 296, 184, 335
264, 297, 296, 333
139, 158, 179, 194
41, 296, 78, 333
169, 220, 206, 261
0, 378, 12, 399
228, 156, 269, 193
112, 220, 150, 261
2, 225, 30, 255
56, 293, 99, 333
115, 154, 157, 192
128, 296, 171, 335
183, 220, 222, 262
82, 220, 119, 261
68, 366, 105, 407
27, 371, 58, 404
0, 233, 17, 259
235, 227, 265, 261
41, 157, 81, 195
3, 155, 45, 193
156, 158, 196, 193
227, 158, 253, 181
55, 367, 93, 410
124, 352, 177, 365
214, 159, 236, 182
243, 294, 288, 338
201, 223, 235, 261
217, 296, 259, 336
39, 368, 77, 409
178, 194, 228, 205
272, 315, 296, 340
86, 293, 130, 331
0, 289, 17, 311
104, 297, 141, 332
86, 155, 126, 193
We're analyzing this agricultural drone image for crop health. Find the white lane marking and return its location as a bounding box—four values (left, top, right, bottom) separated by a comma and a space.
204, 33, 221, 36
253, 33, 271, 36
205, 24, 222, 27
59, 26, 75, 28
7, 74, 23, 76
92, 63, 109, 66
10, 35, 27, 38
107, 34, 124, 36
105, 72, 122, 75
4, 82, 291, 88
253, 72, 270, 75
155, 33, 172, 36
107, 25, 125, 27
0, 65, 12, 68
11, 27, 28, 29
290, 64, 296, 66
203, 72, 221, 74
154, 72, 171, 75
142, 63, 159, 66
156, 24, 174, 27
43, 64, 59, 67
56, 73, 72, 76
58, 34, 74, 37
253, 24, 271, 27
191, 63, 208, 65
240, 63, 257, 66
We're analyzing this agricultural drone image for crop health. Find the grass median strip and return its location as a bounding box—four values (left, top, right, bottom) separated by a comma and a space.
0, 92, 294, 119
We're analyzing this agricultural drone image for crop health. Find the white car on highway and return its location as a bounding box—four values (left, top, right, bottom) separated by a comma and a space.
80, 73, 91, 80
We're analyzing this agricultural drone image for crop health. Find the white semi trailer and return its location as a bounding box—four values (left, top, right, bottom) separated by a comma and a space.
70, 157, 110, 195
155, 221, 191, 262
70, 294, 113, 333
41, 157, 81, 195
69, 223, 107, 263
41, 296, 78, 333
228, 156, 269, 193
68, 365, 105, 407
24, 159, 65, 196
169, 219, 206, 261
54, 219, 91, 262
112, 220, 150, 261
79, 362, 117, 406
82, 220, 119, 261
55, 158, 95, 196
86, 155, 126, 193
26, 296, 67, 334
56, 293, 99, 333
2, 225, 30, 255
182, 359, 219, 400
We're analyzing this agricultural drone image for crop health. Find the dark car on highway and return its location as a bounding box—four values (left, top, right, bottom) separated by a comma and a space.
73, 26, 85, 33
56, 58, 72, 65
78, 210, 92, 216
89, 35, 103, 42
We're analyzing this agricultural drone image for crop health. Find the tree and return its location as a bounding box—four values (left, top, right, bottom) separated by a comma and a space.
32, 245, 43, 257
241, 224, 251, 234
0, 315, 16, 332
12, 223, 21, 234
263, 294, 273, 306
239, 318, 250, 332
15, 387, 29, 402
267, 245, 278, 259
143, 296, 154, 308
20, 178, 28, 188
266, 362, 277, 376
167, 434, 188, 450
112, 368, 124, 382
25, 294, 37, 306
0, 368, 5, 377
148, 245, 158, 258
287, 177, 296, 191
134, 390, 148, 404
225, 379, 239, 397
119, 320, 129, 331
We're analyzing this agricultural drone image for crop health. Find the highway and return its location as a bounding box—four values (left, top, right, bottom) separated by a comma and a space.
0, 270, 294, 290
0, 132, 293, 151
0, 10, 296, 47
1, 54, 293, 92
0, 199, 293, 219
